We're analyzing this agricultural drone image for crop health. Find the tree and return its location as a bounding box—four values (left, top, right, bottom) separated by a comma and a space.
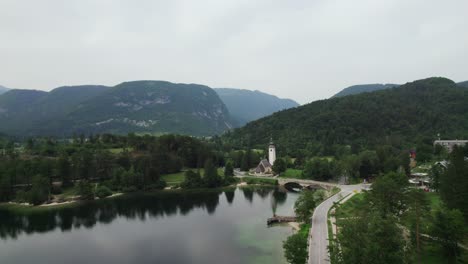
0, 174, 12, 202
439, 146, 468, 220
28, 175, 50, 205
181, 170, 203, 188
240, 151, 250, 171
294, 190, 316, 222
405, 189, 430, 261
272, 158, 286, 175
283, 232, 308, 264
431, 207, 465, 260
56, 154, 72, 187
224, 161, 234, 177
203, 160, 222, 188
331, 212, 407, 264
77, 180, 95, 200
368, 172, 408, 217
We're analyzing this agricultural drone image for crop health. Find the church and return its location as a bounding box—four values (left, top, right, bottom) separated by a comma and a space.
254, 139, 276, 175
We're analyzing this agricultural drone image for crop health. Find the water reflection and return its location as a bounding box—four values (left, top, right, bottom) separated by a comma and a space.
0, 187, 287, 241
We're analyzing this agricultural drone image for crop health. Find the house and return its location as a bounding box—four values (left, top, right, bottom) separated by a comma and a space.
433, 140, 468, 153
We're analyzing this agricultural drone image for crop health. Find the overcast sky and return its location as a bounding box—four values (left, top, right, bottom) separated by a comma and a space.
1, 0, 467, 104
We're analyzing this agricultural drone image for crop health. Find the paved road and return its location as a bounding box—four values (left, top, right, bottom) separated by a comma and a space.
308, 184, 366, 264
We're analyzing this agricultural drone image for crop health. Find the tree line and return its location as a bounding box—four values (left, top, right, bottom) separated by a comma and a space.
0, 134, 223, 205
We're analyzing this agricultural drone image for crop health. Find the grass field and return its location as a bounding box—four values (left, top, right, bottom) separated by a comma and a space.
241, 177, 278, 185
161, 168, 226, 186
334, 192, 367, 223
281, 169, 303, 178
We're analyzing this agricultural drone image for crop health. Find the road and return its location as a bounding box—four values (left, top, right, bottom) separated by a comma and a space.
308, 184, 366, 264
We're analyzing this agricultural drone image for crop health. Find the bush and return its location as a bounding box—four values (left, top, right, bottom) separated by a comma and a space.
77, 180, 95, 200
243, 177, 278, 185
51, 185, 63, 195
144, 180, 167, 191
95, 186, 113, 198
122, 186, 138, 193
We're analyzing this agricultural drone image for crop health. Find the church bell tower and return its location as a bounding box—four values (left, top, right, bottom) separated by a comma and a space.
269, 138, 276, 165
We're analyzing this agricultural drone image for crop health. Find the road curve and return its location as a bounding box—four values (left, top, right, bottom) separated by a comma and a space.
308, 185, 364, 264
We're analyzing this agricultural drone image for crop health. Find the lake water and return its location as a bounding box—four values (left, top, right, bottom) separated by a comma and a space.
0, 187, 299, 264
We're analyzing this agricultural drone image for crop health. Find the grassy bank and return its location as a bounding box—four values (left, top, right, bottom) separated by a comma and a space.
241, 177, 278, 185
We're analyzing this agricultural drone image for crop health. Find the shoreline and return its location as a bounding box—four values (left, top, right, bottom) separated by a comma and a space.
0, 181, 279, 211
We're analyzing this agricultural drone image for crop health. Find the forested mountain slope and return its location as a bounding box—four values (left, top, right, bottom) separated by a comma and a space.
214, 88, 299, 125
224, 77, 468, 156
0, 81, 233, 137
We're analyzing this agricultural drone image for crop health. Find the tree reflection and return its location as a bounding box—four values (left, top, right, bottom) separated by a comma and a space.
0, 188, 289, 240
0, 190, 221, 240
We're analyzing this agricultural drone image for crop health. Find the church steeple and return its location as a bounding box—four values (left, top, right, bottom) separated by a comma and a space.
268, 137, 276, 165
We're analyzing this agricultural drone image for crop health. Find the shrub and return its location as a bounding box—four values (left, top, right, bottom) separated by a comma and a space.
77, 180, 95, 200
95, 186, 113, 198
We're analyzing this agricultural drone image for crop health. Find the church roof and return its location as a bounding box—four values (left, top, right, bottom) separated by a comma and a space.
260, 159, 272, 168
255, 159, 272, 173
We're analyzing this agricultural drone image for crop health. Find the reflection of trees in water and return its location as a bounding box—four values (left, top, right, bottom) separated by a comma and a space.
271, 189, 288, 216
224, 191, 235, 204
0, 191, 221, 240
0, 188, 289, 240
242, 188, 254, 203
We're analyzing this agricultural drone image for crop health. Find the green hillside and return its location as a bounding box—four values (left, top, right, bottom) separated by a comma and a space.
331, 83, 399, 98
214, 88, 299, 125
0, 81, 233, 137
223, 77, 468, 156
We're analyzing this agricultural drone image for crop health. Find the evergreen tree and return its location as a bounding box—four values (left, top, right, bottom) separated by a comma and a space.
439, 146, 468, 220
28, 174, 50, 205
272, 158, 286, 175
431, 207, 465, 260
203, 160, 221, 188
224, 161, 234, 177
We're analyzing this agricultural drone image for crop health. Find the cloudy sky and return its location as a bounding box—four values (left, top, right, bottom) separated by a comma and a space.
1, 0, 467, 104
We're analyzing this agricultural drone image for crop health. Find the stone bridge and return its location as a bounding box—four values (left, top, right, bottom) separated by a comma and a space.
277, 178, 339, 190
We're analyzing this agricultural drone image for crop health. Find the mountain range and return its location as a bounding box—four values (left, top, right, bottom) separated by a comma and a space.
224, 77, 468, 155
0, 81, 298, 137
214, 88, 299, 125
331, 84, 399, 98
332, 80, 468, 98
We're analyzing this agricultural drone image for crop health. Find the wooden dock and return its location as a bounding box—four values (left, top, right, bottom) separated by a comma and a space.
267, 215, 297, 225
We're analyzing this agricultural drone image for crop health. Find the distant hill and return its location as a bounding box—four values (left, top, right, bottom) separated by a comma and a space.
0, 81, 233, 137
224, 77, 468, 155
214, 88, 299, 125
0, 85, 9, 95
331, 83, 399, 98
458, 81, 468, 88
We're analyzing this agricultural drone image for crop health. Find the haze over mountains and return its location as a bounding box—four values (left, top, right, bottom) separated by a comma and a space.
214, 88, 299, 125
0, 81, 298, 137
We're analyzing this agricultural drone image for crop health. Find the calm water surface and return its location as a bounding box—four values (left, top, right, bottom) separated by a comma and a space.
0, 187, 298, 264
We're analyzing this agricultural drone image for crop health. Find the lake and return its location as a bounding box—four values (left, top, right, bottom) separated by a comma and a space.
0, 187, 299, 264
